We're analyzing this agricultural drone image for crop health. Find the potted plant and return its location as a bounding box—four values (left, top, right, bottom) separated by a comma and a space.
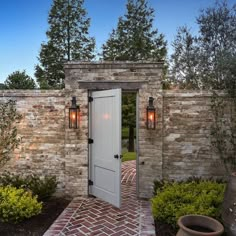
177, 215, 224, 236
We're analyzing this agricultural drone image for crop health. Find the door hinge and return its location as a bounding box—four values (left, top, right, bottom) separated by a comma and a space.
88, 179, 93, 185
88, 138, 94, 144
88, 96, 93, 102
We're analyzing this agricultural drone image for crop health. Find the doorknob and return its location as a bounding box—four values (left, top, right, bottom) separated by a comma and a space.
114, 154, 122, 159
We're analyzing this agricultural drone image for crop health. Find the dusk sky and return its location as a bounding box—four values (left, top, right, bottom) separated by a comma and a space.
0, 0, 235, 84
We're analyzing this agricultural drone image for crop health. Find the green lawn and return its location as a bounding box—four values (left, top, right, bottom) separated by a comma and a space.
122, 152, 136, 162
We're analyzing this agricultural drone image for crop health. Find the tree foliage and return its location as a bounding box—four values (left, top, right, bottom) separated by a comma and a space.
197, 0, 236, 89
102, 0, 166, 152
170, 27, 200, 89
102, 0, 167, 61
4, 71, 36, 89
0, 100, 22, 167
0, 83, 5, 90
170, 0, 236, 89
35, 0, 95, 89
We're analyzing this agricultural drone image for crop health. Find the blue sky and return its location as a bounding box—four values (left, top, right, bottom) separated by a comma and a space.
0, 0, 235, 83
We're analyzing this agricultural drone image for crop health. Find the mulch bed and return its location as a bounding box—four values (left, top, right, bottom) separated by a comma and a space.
0, 197, 70, 236
155, 220, 176, 236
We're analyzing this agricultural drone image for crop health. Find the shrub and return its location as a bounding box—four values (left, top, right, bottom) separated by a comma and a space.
0, 186, 42, 223
0, 172, 26, 189
0, 172, 57, 201
153, 177, 226, 195
153, 179, 171, 195
151, 180, 225, 229
27, 175, 57, 201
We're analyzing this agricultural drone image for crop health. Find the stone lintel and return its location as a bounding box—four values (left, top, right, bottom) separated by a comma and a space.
78, 81, 147, 90
64, 61, 164, 70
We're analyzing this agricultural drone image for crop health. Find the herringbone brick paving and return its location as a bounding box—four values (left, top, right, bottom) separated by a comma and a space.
44, 161, 155, 236
121, 160, 136, 184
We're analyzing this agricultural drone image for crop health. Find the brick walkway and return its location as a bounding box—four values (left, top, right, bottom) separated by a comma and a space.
44, 161, 155, 236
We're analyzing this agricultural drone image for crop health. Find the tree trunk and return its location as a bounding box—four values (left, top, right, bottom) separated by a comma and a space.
128, 126, 135, 152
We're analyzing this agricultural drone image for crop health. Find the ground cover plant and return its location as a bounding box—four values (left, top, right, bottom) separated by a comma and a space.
152, 179, 226, 235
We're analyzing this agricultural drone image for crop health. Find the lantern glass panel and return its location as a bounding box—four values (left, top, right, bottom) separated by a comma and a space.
147, 108, 155, 129
69, 108, 77, 128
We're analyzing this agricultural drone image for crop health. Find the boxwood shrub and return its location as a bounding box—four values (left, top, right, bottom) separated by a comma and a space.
0, 186, 42, 223
151, 180, 225, 229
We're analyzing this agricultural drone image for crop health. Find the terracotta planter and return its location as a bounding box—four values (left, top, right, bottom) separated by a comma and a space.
177, 215, 224, 236
222, 172, 236, 236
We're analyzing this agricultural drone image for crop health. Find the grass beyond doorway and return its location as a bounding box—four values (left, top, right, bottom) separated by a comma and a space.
122, 152, 136, 162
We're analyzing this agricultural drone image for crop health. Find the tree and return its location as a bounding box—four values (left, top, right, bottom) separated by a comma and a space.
197, 0, 236, 89
122, 94, 136, 152
0, 100, 22, 166
102, 0, 167, 61
170, 26, 200, 89
102, 0, 167, 151
35, 0, 95, 89
170, 0, 236, 89
4, 71, 36, 89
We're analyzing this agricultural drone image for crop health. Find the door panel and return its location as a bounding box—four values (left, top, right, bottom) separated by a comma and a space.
89, 89, 121, 208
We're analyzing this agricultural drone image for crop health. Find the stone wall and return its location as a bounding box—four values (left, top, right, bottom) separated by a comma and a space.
0, 90, 66, 196
0, 63, 227, 201
163, 90, 225, 180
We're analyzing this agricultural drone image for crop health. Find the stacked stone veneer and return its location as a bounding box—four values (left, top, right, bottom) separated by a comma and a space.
163, 90, 225, 180
0, 62, 227, 200
0, 90, 66, 196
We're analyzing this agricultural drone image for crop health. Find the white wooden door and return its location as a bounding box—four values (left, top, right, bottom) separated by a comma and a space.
89, 89, 121, 208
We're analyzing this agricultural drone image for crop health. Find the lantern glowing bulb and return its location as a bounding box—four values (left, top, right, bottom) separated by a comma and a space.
69, 97, 80, 129
146, 97, 156, 130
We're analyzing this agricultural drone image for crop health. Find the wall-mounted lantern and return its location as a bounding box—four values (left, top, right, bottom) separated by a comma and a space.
146, 97, 156, 130
69, 97, 80, 128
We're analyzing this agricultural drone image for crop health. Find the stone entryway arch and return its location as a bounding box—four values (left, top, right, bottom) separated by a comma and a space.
64, 61, 164, 202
